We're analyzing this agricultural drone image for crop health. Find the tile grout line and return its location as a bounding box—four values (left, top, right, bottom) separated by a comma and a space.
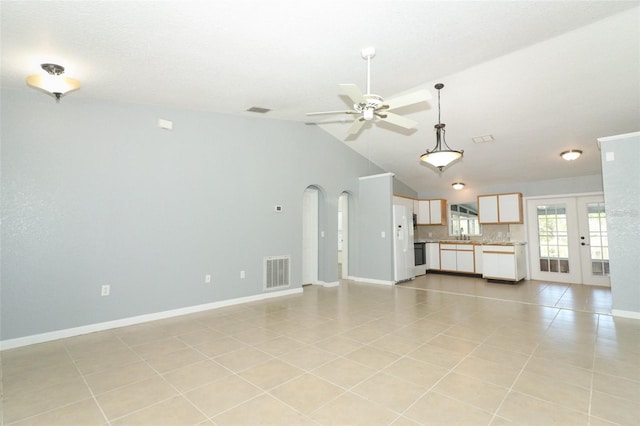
487, 303, 569, 423
586, 314, 600, 426
397, 284, 613, 316
392, 321, 500, 423
65, 344, 111, 426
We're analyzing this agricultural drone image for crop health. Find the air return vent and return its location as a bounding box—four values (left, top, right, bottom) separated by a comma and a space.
263, 255, 291, 290
246, 106, 271, 114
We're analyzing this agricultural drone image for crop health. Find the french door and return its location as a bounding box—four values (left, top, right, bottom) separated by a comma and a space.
527, 195, 610, 286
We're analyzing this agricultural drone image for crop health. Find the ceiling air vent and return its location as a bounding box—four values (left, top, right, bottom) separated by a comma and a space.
472, 134, 494, 144
246, 106, 271, 114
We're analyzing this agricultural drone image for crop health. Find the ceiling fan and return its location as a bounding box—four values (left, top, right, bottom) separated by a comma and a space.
306, 47, 432, 136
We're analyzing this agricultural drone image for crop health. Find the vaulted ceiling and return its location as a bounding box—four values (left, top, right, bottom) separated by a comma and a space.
2, 1, 638, 193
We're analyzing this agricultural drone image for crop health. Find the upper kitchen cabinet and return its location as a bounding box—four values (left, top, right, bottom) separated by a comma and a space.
416, 199, 447, 225
478, 193, 523, 224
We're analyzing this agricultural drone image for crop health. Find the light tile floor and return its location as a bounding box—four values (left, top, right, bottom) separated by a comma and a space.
1, 274, 639, 425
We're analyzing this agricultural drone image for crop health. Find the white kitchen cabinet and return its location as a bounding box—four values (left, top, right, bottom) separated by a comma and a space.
440, 246, 457, 271
426, 242, 440, 270
439, 243, 476, 273
417, 200, 430, 225
474, 245, 483, 275
482, 244, 526, 282
478, 193, 523, 224
456, 248, 475, 273
416, 199, 447, 225
478, 196, 499, 223
429, 200, 445, 225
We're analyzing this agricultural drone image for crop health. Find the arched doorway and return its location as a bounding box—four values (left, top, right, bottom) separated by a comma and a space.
302, 186, 319, 285
338, 192, 350, 279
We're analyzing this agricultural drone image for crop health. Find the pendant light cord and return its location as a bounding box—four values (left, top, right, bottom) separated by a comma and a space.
437, 87, 441, 125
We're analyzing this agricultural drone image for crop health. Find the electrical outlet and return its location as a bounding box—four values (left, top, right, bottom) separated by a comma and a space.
240, 270, 245, 279
205, 274, 212, 284
101, 284, 110, 296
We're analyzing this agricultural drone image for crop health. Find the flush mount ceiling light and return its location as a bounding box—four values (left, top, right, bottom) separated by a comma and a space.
560, 150, 582, 161
452, 182, 465, 190
26, 63, 80, 102
419, 83, 463, 171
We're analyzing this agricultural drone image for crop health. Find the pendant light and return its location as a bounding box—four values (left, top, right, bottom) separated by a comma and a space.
26, 63, 80, 102
419, 83, 463, 171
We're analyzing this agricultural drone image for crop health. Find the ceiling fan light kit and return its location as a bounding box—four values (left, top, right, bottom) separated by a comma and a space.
306, 47, 431, 136
560, 149, 582, 161
26, 63, 80, 101
419, 83, 463, 171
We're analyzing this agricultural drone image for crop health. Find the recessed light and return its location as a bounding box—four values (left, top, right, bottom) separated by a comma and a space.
560, 150, 582, 161
452, 182, 465, 190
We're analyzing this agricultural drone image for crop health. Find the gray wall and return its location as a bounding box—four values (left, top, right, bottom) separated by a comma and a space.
356, 173, 394, 282
1, 88, 391, 340
599, 132, 640, 316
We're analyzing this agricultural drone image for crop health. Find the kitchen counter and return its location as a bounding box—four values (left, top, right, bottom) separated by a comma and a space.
417, 240, 526, 246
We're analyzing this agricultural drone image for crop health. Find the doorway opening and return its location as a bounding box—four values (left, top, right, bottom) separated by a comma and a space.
338, 192, 350, 279
302, 186, 319, 285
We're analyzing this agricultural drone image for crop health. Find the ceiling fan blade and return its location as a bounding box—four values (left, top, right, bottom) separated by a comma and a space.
384, 89, 432, 111
306, 110, 358, 116
347, 118, 366, 135
338, 84, 365, 104
379, 112, 418, 129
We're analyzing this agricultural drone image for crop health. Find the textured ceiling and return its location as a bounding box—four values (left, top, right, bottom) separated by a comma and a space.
2, 1, 639, 195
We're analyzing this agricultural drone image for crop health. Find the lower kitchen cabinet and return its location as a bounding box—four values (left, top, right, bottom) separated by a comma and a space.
482, 244, 526, 282
439, 243, 476, 274
426, 242, 440, 270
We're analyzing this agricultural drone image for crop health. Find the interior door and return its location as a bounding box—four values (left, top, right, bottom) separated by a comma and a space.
527, 195, 610, 286
527, 197, 582, 284
577, 196, 610, 287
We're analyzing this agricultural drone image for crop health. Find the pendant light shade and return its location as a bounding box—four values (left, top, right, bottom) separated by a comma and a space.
419, 83, 463, 171
26, 63, 80, 101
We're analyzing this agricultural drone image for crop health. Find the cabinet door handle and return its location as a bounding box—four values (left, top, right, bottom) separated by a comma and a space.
581, 242, 590, 246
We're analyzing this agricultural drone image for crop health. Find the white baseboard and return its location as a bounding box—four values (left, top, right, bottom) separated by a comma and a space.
347, 276, 395, 286
320, 281, 340, 288
612, 309, 640, 320
0, 288, 303, 351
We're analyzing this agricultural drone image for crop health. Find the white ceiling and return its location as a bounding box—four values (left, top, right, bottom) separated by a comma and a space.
2, 1, 639, 194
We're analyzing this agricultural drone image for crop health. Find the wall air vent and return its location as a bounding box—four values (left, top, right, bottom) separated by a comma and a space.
246, 106, 271, 114
263, 255, 290, 290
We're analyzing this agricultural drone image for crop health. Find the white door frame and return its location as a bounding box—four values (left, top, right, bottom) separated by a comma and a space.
526, 193, 610, 286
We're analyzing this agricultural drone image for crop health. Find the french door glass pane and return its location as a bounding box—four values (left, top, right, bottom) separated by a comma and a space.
587, 202, 608, 276
537, 204, 569, 273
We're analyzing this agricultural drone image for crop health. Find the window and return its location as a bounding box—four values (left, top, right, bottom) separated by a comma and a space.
587, 202, 609, 276
537, 204, 569, 273
450, 204, 481, 237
